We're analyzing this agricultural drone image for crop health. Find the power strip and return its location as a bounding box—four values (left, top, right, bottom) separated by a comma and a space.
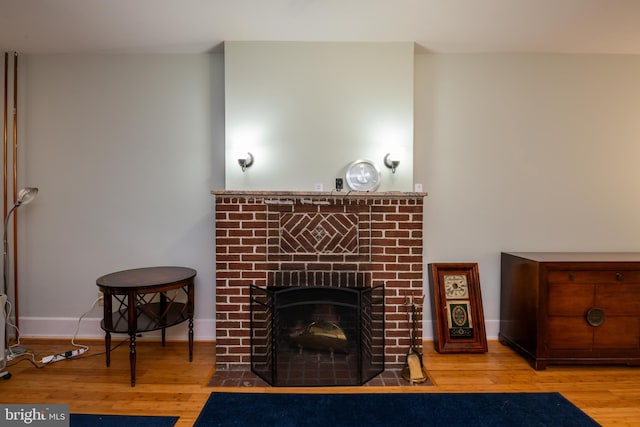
41, 348, 86, 364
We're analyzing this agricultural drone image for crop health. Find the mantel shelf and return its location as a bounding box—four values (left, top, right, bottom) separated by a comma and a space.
211, 190, 427, 198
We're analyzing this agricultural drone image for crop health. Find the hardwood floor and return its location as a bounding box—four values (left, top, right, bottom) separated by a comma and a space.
1, 338, 639, 426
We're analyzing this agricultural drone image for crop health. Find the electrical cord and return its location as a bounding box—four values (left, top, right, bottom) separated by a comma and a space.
5, 295, 113, 368
70, 295, 104, 353
3, 299, 32, 358
38, 296, 103, 364
7, 338, 128, 369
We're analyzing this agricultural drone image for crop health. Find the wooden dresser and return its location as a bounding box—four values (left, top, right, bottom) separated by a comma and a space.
500, 252, 640, 370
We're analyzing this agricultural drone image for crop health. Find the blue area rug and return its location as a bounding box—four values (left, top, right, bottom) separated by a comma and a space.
71, 414, 178, 426
194, 392, 600, 426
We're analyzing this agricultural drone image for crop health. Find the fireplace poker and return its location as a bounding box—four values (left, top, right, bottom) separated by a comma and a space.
402, 295, 428, 384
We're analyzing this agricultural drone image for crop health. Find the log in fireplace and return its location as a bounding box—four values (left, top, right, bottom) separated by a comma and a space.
250, 284, 385, 386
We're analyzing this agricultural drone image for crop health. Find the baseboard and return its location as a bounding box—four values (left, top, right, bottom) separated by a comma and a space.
17, 316, 216, 341
16, 317, 498, 342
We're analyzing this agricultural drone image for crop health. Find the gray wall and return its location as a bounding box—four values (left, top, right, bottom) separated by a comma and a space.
416, 53, 640, 336
16, 54, 224, 338
6, 51, 640, 340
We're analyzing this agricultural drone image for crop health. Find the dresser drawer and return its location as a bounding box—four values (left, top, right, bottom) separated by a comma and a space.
547, 283, 594, 316
548, 311, 640, 350
594, 316, 640, 349
548, 270, 640, 284
548, 283, 640, 316
547, 317, 593, 349
596, 284, 640, 314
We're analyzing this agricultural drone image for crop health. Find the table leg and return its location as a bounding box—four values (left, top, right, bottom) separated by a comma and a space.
188, 317, 194, 362
160, 291, 167, 347
129, 332, 136, 387
127, 290, 137, 387
188, 281, 194, 362
105, 331, 111, 367
103, 290, 112, 368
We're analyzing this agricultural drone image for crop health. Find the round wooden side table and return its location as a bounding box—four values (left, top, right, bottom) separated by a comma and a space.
96, 266, 196, 386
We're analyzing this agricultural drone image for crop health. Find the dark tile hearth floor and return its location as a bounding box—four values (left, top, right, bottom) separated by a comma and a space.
208, 367, 432, 388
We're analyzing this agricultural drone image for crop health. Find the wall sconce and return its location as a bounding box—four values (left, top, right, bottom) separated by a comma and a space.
238, 152, 254, 172
384, 153, 400, 174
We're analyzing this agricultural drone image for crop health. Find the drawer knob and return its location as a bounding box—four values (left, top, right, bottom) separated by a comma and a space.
568, 272, 574, 281
586, 308, 605, 327
615, 272, 624, 281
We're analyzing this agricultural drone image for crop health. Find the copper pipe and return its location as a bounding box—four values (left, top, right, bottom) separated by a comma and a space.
3, 53, 7, 223
12, 52, 19, 330
2, 53, 7, 352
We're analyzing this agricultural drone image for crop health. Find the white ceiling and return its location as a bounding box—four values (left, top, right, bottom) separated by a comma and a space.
2, 0, 640, 54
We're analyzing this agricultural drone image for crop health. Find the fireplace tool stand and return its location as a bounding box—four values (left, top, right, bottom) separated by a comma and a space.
402, 296, 428, 384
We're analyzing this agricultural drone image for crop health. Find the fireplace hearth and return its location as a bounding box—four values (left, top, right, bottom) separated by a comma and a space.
250, 284, 384, 386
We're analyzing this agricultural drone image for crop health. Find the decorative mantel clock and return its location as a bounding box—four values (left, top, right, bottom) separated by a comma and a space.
428, 263, 488, 353
345, 159, 381, 192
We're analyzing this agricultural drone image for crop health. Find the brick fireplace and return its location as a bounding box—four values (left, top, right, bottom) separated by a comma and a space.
212, 190, 426, 370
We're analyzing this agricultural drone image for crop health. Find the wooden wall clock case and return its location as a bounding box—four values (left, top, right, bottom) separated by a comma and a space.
428, 263, 488, 353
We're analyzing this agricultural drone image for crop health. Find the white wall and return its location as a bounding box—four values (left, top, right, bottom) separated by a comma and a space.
7, 51, 640, 341
415, 53, 640, 337
224, 42, 414, 192
15, 54, 225, 339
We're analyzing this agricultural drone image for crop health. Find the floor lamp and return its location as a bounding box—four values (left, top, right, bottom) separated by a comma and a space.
2, 187, 38, 374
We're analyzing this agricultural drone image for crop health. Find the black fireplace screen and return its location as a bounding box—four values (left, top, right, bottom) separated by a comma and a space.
250, 284, 385, 386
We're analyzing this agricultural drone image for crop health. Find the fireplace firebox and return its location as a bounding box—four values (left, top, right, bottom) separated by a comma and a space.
250, 284, 385, 386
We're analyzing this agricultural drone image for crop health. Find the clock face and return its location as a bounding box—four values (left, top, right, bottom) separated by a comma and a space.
345, 160, 381, 192
443, 274, 469, 299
